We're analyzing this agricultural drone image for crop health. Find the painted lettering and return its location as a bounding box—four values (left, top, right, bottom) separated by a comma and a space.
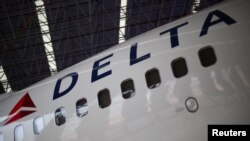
200, 10, 236, 36
53, 72, 78, 100
130, 43, 151, 65
91, 54, 113, 83
160, 22, 188, 48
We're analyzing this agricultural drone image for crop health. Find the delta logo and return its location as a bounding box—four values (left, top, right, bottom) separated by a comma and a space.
4, 93, 36, 125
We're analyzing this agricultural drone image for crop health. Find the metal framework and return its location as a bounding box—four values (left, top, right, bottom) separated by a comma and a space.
35, 0, 57, 75
0, 0, 223, 94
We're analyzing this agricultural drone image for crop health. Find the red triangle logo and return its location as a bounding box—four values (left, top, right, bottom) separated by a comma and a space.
4, 92, 36, 125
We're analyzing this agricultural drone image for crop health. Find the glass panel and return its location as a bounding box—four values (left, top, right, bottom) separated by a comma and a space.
121, 79, 135, 99
76, 98, 88, 117
145, 68, 161, 89
33, 117, 44, 135
171, 57, 188, 78
198, 46, 217, 67
55, 107, 66, 126
14, 125, 24, 141
98, 89, 111, 108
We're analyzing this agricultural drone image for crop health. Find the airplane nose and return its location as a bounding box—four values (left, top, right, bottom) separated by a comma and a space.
185, 97, 199, 113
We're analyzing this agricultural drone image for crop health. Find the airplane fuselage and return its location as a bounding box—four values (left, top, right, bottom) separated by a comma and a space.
1, 0, 250, 141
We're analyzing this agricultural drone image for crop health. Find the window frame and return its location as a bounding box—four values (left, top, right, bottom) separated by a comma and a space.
33, 117, 45, 135
145, 68, 161, 89
120, 78, 135, 99
14, 124, 24, 141
0, 132, 4, 141
55, 107, 67, 126
198, 46, 217, 67
76, 98, 88, 117
171, 57, 188, 78
97, 88, 111, 109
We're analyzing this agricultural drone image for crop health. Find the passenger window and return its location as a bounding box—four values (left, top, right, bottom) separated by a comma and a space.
55, 107, 66, 126
14, 125, 24, 141
98, 89, 111, 108
198, 46, 217, 67
121, 79, 135, 99
145, 68, 161, 89
171, 57, 188, 78
0, 132, 3, 141
33, 117, 44, 135
76, 98, 88, 117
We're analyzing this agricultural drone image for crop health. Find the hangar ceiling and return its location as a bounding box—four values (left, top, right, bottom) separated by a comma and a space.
0, 0, 223, 94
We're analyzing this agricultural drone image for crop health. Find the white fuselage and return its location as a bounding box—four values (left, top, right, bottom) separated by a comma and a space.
1, 0, 250, 141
